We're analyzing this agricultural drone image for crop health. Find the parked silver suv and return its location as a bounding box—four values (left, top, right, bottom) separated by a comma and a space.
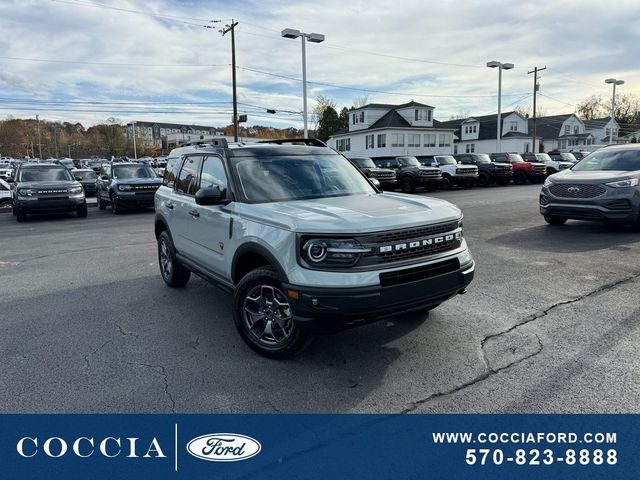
154, 139, 474, 358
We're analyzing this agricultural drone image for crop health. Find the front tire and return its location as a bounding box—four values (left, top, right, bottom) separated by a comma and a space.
15, 207, 27, 222
111, 195, 121, 215
440, 174, 452, 190
513, 171, 527, 185
400, 177, 415, 193
477, 172, 490, 187
544, 216, 567, 226
233, 267, 308, 359
77, 204, 88, 218
158, 231, 191, 287
97, 193, 107, 210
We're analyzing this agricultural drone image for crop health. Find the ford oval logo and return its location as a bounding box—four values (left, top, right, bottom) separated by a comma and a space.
186, 433, 261, 462
567, 186, 580, 193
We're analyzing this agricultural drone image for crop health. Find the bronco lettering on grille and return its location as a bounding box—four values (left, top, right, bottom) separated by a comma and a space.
379, 232, 461, 253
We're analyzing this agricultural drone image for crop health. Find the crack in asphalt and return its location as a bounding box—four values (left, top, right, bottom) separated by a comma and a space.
82, 340, 113, 371
128, 362, 176, 413
402, 272, 640, 413
115, 321, 139, 340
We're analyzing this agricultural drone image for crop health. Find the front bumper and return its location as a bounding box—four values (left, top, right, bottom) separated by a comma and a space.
452, 174, 478, 186
284, 259, 474, 333
16, 195, 85, 213
540, 186, 640, 223
113, 192, 156, 208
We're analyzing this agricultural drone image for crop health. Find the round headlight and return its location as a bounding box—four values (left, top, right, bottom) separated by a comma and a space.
304, 240, 328, 263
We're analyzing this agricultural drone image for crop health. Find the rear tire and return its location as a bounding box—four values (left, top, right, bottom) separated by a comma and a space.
400, 177, 416, 194
77, 205, 88, 218
158, 231, 191, 287
544, 216, 567, 226
233, 267, 309, 359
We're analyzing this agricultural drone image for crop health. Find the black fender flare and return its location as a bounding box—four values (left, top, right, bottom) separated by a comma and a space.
231, 243, 289, 284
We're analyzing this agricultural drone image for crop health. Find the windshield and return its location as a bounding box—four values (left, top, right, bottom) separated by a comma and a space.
112, 165, 157, 179
435, 156, 457, 165
572, 149, 640, 172
471, 154, 491, 164
508, 154, 524, 163
352, 158, 376, 168
233, 155, 375, 203
17, 167, 73, 182
535, 154, 552, 162
398, 157, 421, 167
560, 153, 577, 161
74, 170, 97, 180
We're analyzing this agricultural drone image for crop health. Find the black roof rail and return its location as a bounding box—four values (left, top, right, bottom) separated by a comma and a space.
180, 137, 229, 148
257, 138, 327, 147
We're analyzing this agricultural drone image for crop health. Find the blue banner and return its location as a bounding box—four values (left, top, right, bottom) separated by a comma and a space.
0, 414, 635, 479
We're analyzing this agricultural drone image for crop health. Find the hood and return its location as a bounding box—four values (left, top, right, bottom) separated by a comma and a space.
550, 169, 639, 183
234, 192, 462, 233
116, 177, 162, 185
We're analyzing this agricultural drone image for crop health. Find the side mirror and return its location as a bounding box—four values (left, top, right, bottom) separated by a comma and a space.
101, 175, 109, 180
75, 175, 83, 181
195, 186, 225, 206
369, 178, 381, 189
6, 177, 14, 183
430, 161, 438, 167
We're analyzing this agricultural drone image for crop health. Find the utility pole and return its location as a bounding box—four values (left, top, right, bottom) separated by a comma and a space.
36, 114, 42, 159
53, 126, 59, 158
132, 122, 138, 160
528, 66, 546, 153
221, 20, 239, 142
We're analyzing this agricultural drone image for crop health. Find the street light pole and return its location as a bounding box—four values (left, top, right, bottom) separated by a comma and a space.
605, 78, 624, 144
36, 114, 42, 159
487, 61, 514, 153
282, 28, 325, 138
132, 122, 138, 160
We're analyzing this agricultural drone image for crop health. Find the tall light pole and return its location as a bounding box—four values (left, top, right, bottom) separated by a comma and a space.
487, 61, 514, 152
131, 122, 138, 160
605, 78, 624, 144
282, 28, 325, 138
36, 114, 42, 159
220, 20, 239, 142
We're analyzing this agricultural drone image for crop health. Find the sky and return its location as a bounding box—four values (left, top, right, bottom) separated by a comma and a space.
1, 0, 639, 130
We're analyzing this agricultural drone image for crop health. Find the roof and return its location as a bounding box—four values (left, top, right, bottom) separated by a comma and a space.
354, 100, 434, 111
583, 117, 613, 129
438, 112, 528, 141
369, 110, 412, 129
528, 114, 575, 138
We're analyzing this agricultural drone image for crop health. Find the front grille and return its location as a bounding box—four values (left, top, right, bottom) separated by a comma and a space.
355, 220, 462, 267
419, 171, 440, 178
456, 168, 477, 175
533, 165, 546, 173
37, 189, 69, 195
549, 183, 606, 199
371, 172, 395, 179
379, 258, 460, 287
378, 240, 461, 263
131, 185, 159, 191
373, 221, 459, 244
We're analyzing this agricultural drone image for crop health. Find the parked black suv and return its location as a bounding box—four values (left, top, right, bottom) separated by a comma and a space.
96, 162, 162, 214
9, 163, 87, 222
453, 153, 512, 187
373, 156, 441, 193
71, 168, 98, 196
349, 157, 397, 190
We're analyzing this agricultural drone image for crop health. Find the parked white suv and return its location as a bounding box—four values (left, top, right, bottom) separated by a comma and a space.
154, 139, 474, 358
429, 155, 478, 189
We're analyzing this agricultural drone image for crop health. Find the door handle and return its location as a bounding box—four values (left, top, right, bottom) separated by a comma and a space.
188, 209, 200, 218
166, 202, 174, 210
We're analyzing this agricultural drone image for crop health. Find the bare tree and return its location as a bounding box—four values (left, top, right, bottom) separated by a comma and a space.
576, 95, 608, 120
352, 95, 370, 108
311, 95, 337, 132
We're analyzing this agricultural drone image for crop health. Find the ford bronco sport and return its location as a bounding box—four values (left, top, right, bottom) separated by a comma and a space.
154, 139, 474, 358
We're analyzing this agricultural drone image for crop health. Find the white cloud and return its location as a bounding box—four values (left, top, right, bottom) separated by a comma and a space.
1, 0, 639, 127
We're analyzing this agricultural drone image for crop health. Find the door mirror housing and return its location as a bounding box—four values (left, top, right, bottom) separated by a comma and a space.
369, 178, 381, 189
6, 177, 14, 183
100, 175, 109, 180
74, 175, 83, 181
195, 186, 225, 206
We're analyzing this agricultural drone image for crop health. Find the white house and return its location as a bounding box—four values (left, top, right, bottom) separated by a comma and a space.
438, 111, 537, 154
328, 101, 456, 159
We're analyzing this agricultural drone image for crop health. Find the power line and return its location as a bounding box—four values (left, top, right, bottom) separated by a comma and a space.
238, 66, 529, 98
0, 55, 227, 68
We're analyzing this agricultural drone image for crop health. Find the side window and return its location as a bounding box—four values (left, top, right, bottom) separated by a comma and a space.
197, 155, 228, 194
163, 157, 179, 188
176, 156, 202, 196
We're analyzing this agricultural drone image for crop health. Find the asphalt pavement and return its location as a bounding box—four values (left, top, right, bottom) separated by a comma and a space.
1, 184, 639, 413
